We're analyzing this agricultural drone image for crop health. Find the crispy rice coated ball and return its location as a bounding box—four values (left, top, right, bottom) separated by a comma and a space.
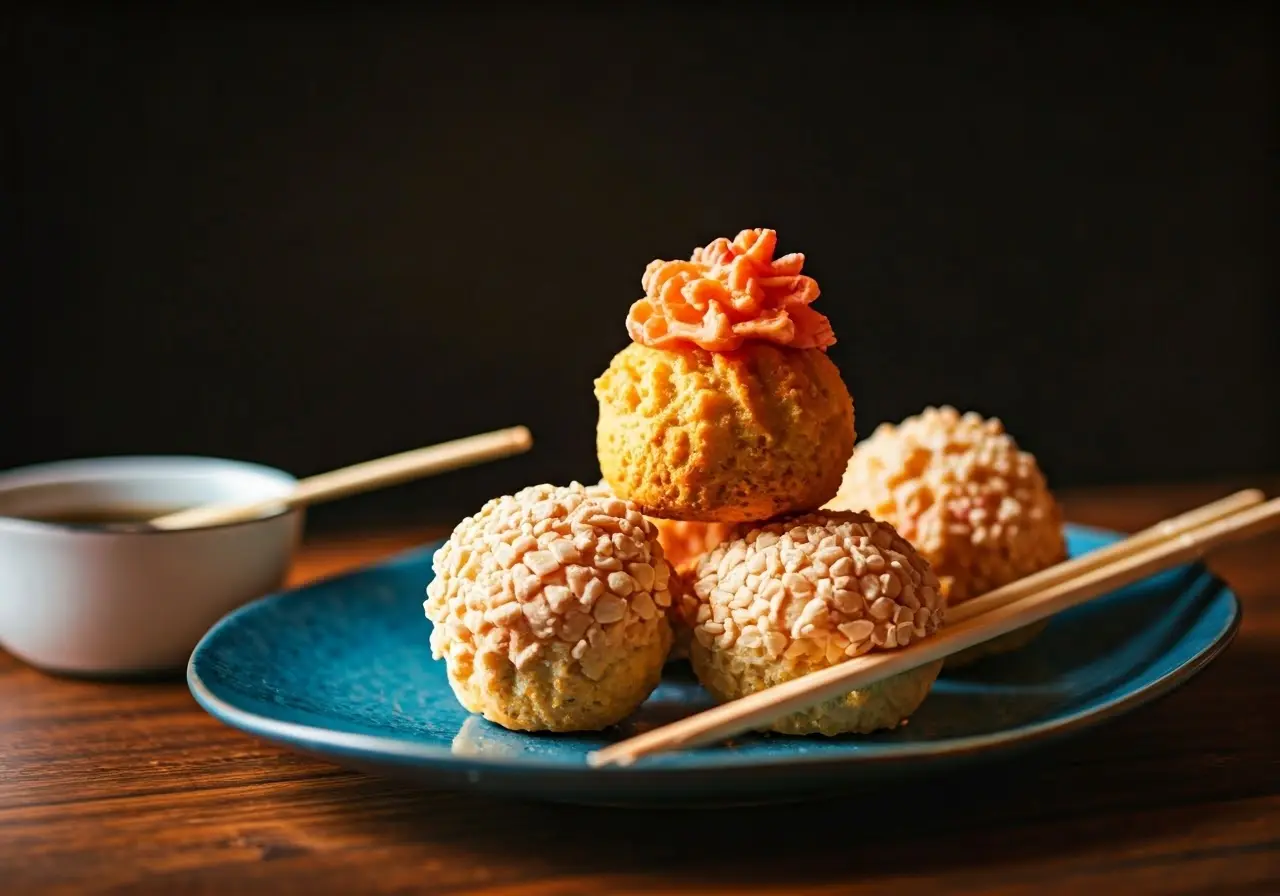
829, 406, 1067, 666
595, 341, 855, 523
423, 483, 675, 732
681, 511, 945, 735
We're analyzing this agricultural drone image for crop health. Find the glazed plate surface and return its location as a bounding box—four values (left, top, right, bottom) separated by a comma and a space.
188, 525, 1240, 806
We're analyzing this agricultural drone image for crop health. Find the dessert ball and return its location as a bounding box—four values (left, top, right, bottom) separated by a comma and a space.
829, 406, 1067, 666
596, 343, 854, 522
595, 228, 855, 522
423, 483, 675, 732
682, 511, 946, 735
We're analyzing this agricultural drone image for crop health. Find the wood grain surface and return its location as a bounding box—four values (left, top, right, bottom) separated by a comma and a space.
2, 481, 1279, 895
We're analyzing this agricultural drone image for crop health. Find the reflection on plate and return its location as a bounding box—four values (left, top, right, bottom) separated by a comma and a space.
188, 525, 1239, 806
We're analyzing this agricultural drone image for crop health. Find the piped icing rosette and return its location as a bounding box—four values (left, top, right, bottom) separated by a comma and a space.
626, 228, 836, 353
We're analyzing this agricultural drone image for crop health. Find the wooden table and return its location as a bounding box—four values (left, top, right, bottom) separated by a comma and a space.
3, 481, 1279, 895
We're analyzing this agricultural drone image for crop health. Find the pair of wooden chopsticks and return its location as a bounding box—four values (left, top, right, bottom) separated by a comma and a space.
587, 488, 1280, 768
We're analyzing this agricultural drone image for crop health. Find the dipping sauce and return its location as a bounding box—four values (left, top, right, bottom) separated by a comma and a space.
9, 505, 190, 528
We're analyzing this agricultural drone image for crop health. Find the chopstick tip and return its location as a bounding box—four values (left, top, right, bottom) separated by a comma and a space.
585, 749, 632, 769
510, 425, 534, 450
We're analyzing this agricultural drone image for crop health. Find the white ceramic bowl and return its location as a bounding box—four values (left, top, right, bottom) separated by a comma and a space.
0, 456, 303, 677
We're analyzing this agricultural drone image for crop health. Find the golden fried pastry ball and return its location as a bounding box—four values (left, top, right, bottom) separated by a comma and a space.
594, 342, 855, 523
424, 483, 675, 732
682, 511, 945, 735
828, 406, 1067, 667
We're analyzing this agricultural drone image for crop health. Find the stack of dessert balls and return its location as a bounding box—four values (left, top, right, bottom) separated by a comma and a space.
425, 228, 1066, 735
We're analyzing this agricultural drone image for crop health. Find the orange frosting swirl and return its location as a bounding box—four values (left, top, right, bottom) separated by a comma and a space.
626, 228, 835, 352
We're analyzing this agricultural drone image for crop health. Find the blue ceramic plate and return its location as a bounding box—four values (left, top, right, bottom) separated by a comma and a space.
188, 525, 1240, 806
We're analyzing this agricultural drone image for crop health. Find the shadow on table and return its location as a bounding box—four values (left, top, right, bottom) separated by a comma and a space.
321, 637, 1279, 887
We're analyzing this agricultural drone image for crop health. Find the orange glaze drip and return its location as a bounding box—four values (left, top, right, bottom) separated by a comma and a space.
626, 228, 835, 352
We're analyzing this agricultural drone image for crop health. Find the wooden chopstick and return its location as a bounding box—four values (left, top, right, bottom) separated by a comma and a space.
947, 488, 1263, 624
148, 426, 533, 530
587, 492, 1279, 768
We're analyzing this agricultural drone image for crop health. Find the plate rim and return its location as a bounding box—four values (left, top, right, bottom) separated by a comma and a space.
187, 523, 1242, 775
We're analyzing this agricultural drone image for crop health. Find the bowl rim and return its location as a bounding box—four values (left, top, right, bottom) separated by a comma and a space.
0, 454, 300, 536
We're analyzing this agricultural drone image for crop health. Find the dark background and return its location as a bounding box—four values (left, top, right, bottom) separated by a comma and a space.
8, 5, 1277, 532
